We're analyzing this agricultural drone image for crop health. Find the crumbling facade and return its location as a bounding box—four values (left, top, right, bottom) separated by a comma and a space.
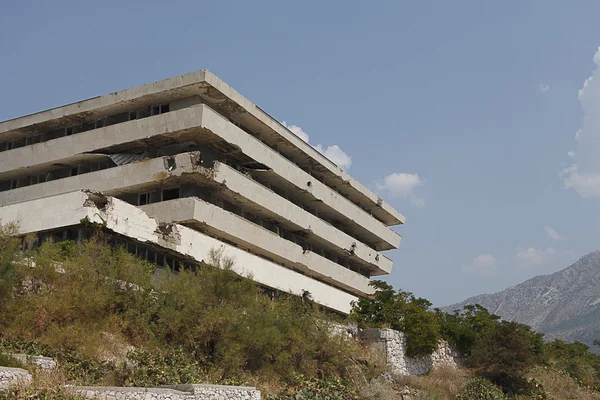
0, 71, 404, 314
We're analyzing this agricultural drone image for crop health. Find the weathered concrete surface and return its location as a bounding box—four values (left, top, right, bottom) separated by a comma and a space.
209, 162, 391, 274
0, 152, 390, 276
0, 191, 358, 314
141, 198, 373, 296
0, 70, 404, 226
0, 105, 400, 252
0, 367, 32, 390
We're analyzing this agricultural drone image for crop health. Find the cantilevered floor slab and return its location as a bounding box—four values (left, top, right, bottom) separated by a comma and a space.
0, 70, 404, 226
141, 198, 373, 297
0, 190, 357, 314
0, 104, 401, 252
0, 152, 392, 276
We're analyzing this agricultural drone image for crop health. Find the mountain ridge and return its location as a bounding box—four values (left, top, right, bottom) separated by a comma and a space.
443, 250, 600, 353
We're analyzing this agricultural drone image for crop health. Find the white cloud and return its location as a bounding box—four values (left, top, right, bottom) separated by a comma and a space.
375, 172, 425, 207
463, 254, 496, 276
560, 46, 600, 197
314, 144, 352, 170
282, 121, 309, 142
281, 121, 352, 170
545, 226, 566, 240
516, 246, 556, 266
539, 84, 550, 92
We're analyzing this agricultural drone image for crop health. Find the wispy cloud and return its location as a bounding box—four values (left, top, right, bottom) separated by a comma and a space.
560, 46, 600, 197
545, 226, 566, 241
282, 121, 309, 142
463, 254, 496, 276
375, 172, 425, 207
281, 121, 352, 170
516, 246, 556, 266
314, 144, 352, 170
539, 84, 550, 93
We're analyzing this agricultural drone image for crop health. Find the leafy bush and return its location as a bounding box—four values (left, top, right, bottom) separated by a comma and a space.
0, 353, 25, 369
435, 304, 500, 356
456, 376, 506, 400
267, 375, 357, 400
115, 348, 205, 387
544, 339, 600, 387
468, 321, 545, 377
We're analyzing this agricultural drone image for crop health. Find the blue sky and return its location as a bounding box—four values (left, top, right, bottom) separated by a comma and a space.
1, 1, 600, 306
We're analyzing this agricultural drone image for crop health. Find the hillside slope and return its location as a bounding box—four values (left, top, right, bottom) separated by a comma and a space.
443, 251, 600, 352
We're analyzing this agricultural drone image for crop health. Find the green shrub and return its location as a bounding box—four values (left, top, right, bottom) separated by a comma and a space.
468, 321, 545, 377
0, 353, 25, 369
267, 375, 357, 400
115, 348, 205, 387
435, 304, 500, 356
457, 376, 506, 400
0, 225, 373, 388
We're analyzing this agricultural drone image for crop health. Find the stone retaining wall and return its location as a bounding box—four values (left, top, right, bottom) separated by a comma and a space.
70, 384, 261, 400
0, 366, 32, 390
4, 354, 57, 371
360, 328, 462, 375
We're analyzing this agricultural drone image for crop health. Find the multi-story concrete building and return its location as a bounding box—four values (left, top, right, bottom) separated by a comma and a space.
0, 71, 404, 314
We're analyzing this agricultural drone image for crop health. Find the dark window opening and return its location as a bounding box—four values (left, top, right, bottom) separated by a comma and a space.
161, 187, 180, 201
138, 193, 150, 206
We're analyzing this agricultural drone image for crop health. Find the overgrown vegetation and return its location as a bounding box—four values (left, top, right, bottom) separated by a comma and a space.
0, 224, 384, 398
2, 221, 600, 399
350, 280, 600, 398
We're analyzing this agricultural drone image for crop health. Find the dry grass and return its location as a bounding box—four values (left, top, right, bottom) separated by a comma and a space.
392, 366, 472, 400
355, 376, 396, 400
526, 366, 600, 400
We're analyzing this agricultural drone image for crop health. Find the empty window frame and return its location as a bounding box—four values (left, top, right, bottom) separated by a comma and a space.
138, 192, 151, 206
151, 103, 170, 116
161, 187, 180, 201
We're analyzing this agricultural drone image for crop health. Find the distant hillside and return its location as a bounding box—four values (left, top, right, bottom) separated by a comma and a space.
443, 251, 600, 353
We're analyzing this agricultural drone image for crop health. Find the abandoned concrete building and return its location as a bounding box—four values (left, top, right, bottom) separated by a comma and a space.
0, 70, 404, 314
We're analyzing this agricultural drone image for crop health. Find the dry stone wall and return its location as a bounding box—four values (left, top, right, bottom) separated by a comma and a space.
0, 367, 32, 390
360, 329, 462, 375
70, 384, 261, 400
4, 354, 57, 371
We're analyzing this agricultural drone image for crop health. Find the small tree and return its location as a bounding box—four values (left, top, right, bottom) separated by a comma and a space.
435, 304, 501, 355
468, 321, 544, 376
350, 280, 441, 357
